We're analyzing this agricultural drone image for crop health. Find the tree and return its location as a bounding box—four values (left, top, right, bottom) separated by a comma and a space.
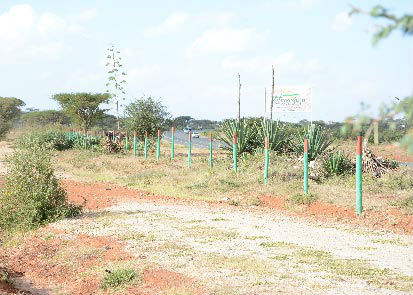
124, 96, 170, 140
350, 5, 412, 45
0, 97, 25, 138
172, 116, 193, 128
105, 44, 127, 130
21, 110, 71, 127
347, 5, 413, 153
52, 93, 110, 132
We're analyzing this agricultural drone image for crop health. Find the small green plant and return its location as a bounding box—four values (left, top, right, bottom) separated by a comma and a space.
322, 151, 353, 177
286, 193, 318, 206
100, 268, 137, 290
290, 124, 334, 161
0, 146, 82, 231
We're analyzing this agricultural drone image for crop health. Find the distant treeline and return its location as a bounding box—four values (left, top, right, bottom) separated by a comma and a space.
17, 110, 410, 143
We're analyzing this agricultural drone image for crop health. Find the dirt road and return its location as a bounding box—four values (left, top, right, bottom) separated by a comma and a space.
48, 196, 413, 294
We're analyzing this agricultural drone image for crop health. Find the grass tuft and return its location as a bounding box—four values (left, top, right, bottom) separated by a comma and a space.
100, 268, 138, 290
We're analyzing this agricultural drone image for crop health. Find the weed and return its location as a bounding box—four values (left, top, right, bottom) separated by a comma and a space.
228, 200, 240, 206
295, 248, 413, 292
260, 241, 295, 248
100, 268, 138, 290
286, 193, 318, 206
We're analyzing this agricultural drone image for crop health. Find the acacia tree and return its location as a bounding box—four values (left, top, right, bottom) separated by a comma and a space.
124, 96, 170, 140
0, 97, 25, 138
52, 93, 109, 132
105, 44, 127, 130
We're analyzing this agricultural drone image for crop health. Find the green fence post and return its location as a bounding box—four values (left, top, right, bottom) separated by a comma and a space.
209, 132, 213, 168
233, 131, 237, 173
264, 136, 269, 184
304, 138, 309, 194
356, 135, 363, 215
144, 131, 148, 160
125, 131, 129, 153
188, 131, 192, 168
156, 130, 161, 160
133, 130, 137, 158
171, 127, 175, 160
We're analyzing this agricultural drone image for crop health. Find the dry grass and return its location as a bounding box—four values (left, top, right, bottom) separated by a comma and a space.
54, 141, 412, 212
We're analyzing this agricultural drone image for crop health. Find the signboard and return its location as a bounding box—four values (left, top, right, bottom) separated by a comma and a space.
271, 86, 312, 113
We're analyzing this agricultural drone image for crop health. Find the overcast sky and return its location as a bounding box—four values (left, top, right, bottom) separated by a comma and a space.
0, 0, 411, 122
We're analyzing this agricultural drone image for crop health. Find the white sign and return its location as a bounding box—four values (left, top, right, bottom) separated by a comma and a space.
271, 86, 312, 113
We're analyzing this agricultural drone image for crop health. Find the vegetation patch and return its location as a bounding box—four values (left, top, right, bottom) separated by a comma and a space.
286, 193, 318, 206
295, 248, 413, 292
100, 268, 139, 290
0, 147, 82, 231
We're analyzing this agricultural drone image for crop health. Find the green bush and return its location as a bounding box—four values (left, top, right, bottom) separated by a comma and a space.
0, 147, 82, 231
100, 268, 137, 290
16, 129, 73, 150
259, 119, 289, 153
322, 151, 353, 177
290, 124, 334, 161
70, 133, 102, 151
218, 119, 256, 156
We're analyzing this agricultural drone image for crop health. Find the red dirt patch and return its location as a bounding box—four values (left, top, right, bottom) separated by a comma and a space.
0, 227, 205, 295
62, 179, 177, 210
127, 268, 204, 295
260, 195, 413, 234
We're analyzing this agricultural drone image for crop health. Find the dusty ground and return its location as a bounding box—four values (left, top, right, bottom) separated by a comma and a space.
1, 180, 412, 295
1, 140, 412, 294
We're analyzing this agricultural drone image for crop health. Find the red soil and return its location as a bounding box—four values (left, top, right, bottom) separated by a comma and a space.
1, 178, 411, 294
0, 227, 204, 295
260, 195, 413, 234
63, 179, 412, 235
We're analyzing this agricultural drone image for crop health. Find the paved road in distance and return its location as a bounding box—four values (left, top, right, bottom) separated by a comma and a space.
163, 130, 226, 149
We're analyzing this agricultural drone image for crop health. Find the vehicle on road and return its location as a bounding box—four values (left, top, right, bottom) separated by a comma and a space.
192, 131, 200, 138
183, 127, 192, 133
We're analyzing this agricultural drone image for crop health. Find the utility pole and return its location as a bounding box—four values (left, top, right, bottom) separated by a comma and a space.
238, 73, 241, 123
270, 65, 275, 121
264, 87, 267, 120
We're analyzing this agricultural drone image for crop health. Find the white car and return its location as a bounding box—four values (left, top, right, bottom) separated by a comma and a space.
183, 127, 191, 133
191, 131, 200, 138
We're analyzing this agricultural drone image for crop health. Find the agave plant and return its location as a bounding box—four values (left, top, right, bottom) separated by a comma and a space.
322, 151, 353, 176
259, 119, 287, 153
218, 119, 254, 156
290, 124, 334, 161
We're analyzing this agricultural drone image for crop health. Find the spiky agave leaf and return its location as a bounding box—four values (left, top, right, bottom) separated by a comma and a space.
218, 119, 254, 156
290, 124, 334, 161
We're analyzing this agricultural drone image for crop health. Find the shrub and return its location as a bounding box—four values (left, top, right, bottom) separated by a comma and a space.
322, 151, 353, 177
218, 119, 256, 155
70, 133, 102, 151
100, 268, 138, 290
0, 147, 82, 231
286, 193, 318, 205
259, 119, 289, 153
16, 129, 73, 151
290, 124, 334, 161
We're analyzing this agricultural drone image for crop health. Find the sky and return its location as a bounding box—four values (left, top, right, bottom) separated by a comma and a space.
0, 0, 411, 122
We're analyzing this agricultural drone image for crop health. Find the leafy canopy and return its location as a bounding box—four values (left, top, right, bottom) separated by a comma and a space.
52, 92, 109, 132
350, 5, 412, 45
0, 96, 25, 138
124, 96, 170, 140
21, 110, 71, 127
